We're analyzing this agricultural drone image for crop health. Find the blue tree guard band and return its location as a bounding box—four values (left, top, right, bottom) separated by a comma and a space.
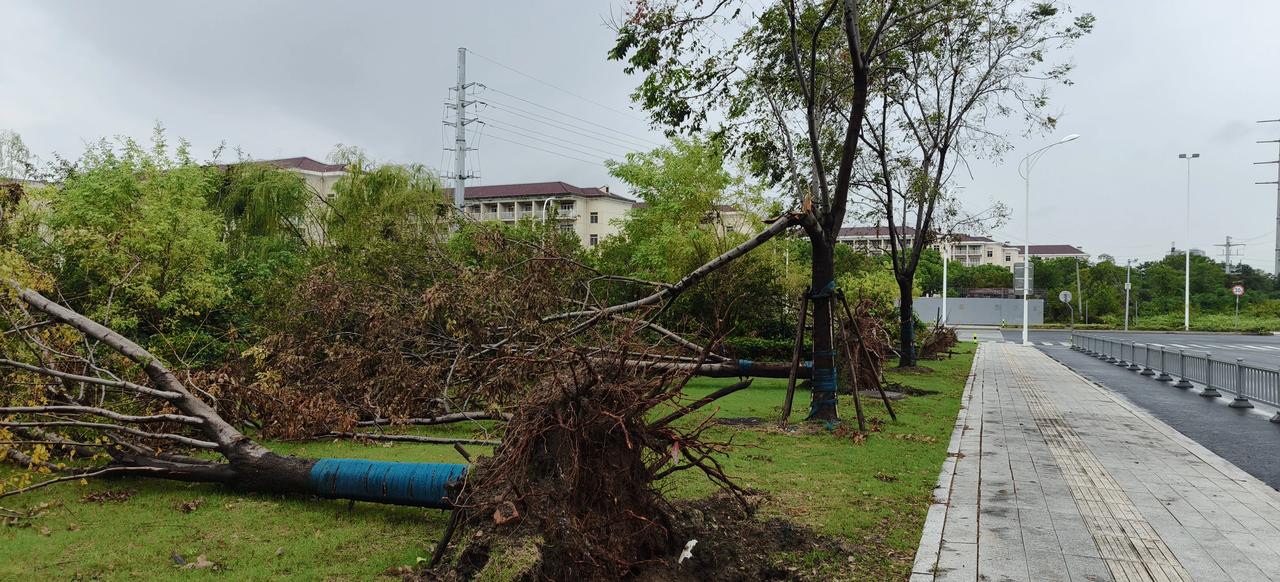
309, 458, 467, 509
810, 280, 837, 298
737, 359, 753, 372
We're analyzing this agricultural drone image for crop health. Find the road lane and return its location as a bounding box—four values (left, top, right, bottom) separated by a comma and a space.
998, 329, 1280, 369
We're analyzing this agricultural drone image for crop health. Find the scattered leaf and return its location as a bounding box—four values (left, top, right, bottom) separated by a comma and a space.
175, 498, 205, 514
181, 554, 218, 570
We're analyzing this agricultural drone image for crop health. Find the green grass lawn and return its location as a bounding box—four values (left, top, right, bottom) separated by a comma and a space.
0, 343, 974, 581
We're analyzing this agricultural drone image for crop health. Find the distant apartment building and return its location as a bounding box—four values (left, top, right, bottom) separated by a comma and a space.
1024, 244, 1089, 261
446, 181, 636, 246
258, 158, 757, 247
837, 225, 1089, 270
259, 157, 347, 200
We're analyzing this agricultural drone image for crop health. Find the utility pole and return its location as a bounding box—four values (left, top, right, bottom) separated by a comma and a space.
1256, 119, 1280, 275
445, 47, 477, 211
1074, 257, 1082, 318
941, 242, 948, 325
1178, 153, 1200, 330
1214, 236, 1244, 275
1123, 259, 1132, 331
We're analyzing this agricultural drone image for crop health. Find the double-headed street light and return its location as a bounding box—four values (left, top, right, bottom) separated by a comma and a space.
1018, 133, 1081, 346
1178, 153, 1199, 331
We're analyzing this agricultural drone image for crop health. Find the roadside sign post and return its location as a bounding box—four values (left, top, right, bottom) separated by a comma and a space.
1232, 284, 1245, 330
1059, 290, 1074, 330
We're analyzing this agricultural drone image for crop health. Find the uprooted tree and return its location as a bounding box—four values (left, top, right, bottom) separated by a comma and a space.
0, 214, 811, 578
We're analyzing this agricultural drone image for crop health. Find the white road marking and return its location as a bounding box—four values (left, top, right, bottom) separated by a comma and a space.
1058, 342, 1071, 346
1168, 343, 1191, 349
1041, 341, 1055, 346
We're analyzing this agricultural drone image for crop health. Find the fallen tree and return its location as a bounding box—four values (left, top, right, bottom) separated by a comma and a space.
0, 282, 471, 506
0, 279, 768, 579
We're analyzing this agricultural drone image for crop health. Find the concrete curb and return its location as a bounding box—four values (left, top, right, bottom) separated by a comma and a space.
908, 344, 980, 581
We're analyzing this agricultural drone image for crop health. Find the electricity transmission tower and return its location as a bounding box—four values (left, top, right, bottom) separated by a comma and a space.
445, 47, 479, 210
1215, 236, 1243, 275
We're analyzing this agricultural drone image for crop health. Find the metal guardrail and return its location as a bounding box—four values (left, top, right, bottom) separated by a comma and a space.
1071, 333, 1280, 423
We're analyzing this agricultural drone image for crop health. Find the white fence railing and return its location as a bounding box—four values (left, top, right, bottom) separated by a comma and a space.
1071, 333, 1280, 422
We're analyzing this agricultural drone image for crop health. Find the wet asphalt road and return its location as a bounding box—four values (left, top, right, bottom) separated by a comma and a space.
999, 329, 1280, 369
1036, 342, 1280, 490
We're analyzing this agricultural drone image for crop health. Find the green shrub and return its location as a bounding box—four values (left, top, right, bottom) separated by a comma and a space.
722, 336, 809, 362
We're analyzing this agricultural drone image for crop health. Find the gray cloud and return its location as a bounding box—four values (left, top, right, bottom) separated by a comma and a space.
3, 0, 1280, 271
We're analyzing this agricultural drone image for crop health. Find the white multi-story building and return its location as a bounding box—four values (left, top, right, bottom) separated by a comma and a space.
837, 225, 1089, 270
448, 181, 636, 247
255, 158, 637, 248
838, 226, 1018, 267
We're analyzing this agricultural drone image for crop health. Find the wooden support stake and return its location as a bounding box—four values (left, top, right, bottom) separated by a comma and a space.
780, 287, 810, 427
838, 291, 896, 421
836, 296, 867, 432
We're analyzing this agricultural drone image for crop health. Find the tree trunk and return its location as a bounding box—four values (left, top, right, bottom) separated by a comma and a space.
807, 240, 839, 420
898, 280, 916, 367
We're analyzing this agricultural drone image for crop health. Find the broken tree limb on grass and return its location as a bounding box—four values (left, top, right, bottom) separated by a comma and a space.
650, 378, 752, 428
355, 411, 510, 427
325, 432, 499, 447
614, 358, 810, 379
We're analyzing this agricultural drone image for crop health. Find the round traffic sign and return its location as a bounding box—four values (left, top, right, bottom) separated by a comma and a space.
1059, 290, 1072, 303
1232, 284, 1245, 297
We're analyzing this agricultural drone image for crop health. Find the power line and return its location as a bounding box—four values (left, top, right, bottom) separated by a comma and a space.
465, 49, 648, 122
480, 88, 662, 148
481, 133, 605, 167
481, 96, 657, 151
482, 119, 627, 159
481, 101, 651, 153
482, 107, 645, 153
483, 123, 612, 162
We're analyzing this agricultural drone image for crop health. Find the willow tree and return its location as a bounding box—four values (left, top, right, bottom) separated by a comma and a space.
611, 0, 939, 419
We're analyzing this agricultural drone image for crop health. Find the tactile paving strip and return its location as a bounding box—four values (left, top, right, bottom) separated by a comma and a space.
1012, 365, 1193, 582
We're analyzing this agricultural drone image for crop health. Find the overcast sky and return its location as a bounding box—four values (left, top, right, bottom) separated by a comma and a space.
3, 1, 1279, 271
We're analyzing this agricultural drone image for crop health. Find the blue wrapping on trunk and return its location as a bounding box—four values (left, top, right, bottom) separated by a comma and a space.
308, 458, 467, 509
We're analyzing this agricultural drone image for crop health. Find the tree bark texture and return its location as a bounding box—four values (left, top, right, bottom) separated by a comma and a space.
806, 240, 839, 421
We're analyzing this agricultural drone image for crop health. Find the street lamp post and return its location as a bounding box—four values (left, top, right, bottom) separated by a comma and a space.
1178, 153, 1199, 331
1018, 134, 1081, 345
941, 240, 948, 325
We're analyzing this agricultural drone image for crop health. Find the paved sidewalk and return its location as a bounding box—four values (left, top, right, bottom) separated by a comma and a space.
912, 342, 1280, 581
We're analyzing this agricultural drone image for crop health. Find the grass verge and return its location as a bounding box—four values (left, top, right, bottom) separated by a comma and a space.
0, 343, 974, 581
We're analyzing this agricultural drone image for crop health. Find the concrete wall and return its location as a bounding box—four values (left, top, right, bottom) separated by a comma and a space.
914, 297, 1044, 325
